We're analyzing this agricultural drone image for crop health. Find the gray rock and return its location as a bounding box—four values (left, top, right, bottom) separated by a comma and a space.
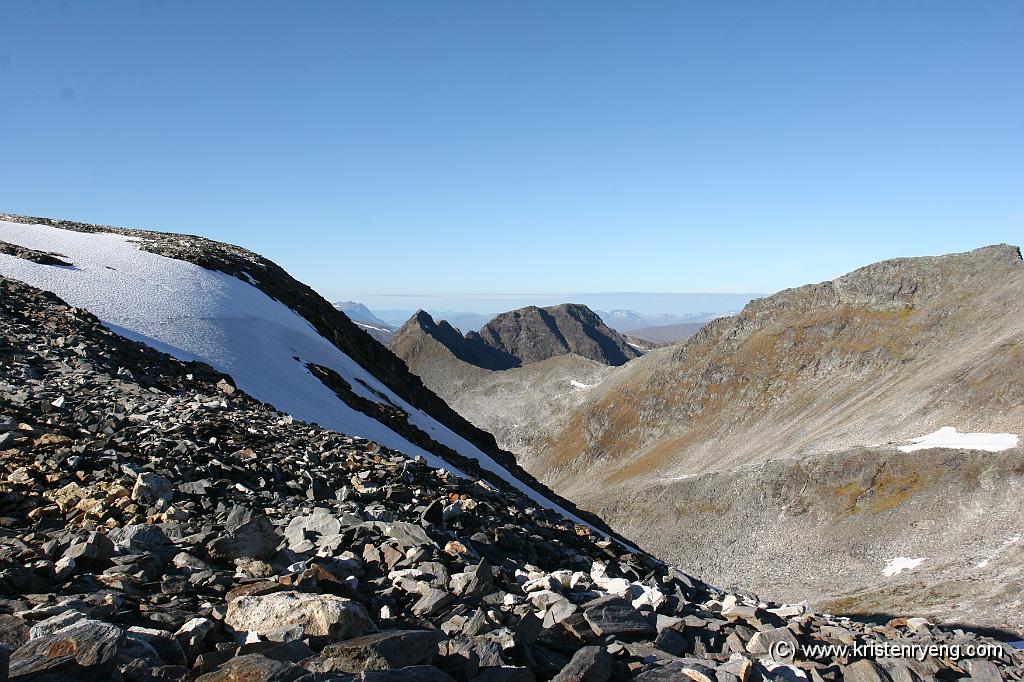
551, 645, 612, 682
127, 626, 187, 666
412, 589, 456, 617
285, 509, 342, 551
582, 596, 656, 640
132, 471, 174, 506
320, 629, 445, 672
225, 591, 376, 641
844, 659, 894, 682
0, 614, 30, 651
209, 514, 280, 561
965, 658, 1002, 682
29, 609, 87, 639
108, 523, 174, 556
194, 652, 307, 681
746, 626, 800, 657
384, 522, 435, 549
9, 618, 125, 681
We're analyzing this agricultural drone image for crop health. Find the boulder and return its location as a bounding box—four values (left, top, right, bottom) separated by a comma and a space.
9, 618, 125, 681
321, 629, 446, 672
225, 591, 375, 641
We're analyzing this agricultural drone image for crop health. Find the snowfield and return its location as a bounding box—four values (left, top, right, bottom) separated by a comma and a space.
898, 426, 1019, 453
883, 557, 927, 577
0, 220, 595, 527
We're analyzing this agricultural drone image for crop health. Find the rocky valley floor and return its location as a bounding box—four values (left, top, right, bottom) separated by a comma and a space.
3, 278, 1024, 681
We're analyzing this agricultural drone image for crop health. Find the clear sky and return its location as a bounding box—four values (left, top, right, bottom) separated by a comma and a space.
1, 1, 1021, 301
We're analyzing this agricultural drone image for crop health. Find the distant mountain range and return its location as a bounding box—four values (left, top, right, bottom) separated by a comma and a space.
333, 300, 398, 344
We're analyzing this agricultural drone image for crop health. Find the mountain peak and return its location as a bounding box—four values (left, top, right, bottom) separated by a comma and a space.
475, 303, 643, 367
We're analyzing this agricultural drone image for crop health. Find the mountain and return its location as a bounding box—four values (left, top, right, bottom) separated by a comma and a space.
333, 300, 398, 344
374, 309, 497, 332
6, 272, 1019, 681
2, 213, 1023, 678
596, 309, 713, 333
471, 304, 643, 367
391, 310, 619, 464
393, 303, 643, 371
627, 322, 708, 344
528, 244, 1024, 632
0, 213, 606, 536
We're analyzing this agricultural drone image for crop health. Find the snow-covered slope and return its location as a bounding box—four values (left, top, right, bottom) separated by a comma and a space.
0, 219, 594, 527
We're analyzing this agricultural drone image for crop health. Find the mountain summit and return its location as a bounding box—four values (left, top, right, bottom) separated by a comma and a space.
393, 303, 643, 372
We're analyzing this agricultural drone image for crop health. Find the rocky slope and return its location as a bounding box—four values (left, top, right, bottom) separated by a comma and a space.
526, 245, 1024, 632
5, 272, 1024, 680
0, 213, 612, 540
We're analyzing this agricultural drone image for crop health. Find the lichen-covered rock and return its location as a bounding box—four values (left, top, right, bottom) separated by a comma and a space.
225, 591, 375, 641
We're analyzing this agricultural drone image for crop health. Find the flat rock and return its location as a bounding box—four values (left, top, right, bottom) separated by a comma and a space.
194, 653, 308, 682
225, 591, 376, 641
9, 618, 124, 681
582, 596, 656, 640
321, 629, 445, 672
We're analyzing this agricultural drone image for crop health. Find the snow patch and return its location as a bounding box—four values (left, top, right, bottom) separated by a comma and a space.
883, 557, 926, 577
0, 220, 606, 535
898, 427, 1018, 453
569, 379, 594, 389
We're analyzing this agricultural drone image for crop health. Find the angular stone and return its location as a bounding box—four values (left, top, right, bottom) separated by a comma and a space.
0, 614, 30, 651
843, 659, 894, 682
132, 471, 174, 506
582, 596, 656, 640
746, 626, 800, 657
412, 589, 456, 617
194, 652, 308, 681
321, 629, 446, 672
9, 618, 124, 681
551, 645, 612, 682
127, 626, 187, 666
225, 591, 375, 641
284, 509, 342, 551
209, 514, 280, 561
108, 523, 175, 556
966, 659, 1003, 682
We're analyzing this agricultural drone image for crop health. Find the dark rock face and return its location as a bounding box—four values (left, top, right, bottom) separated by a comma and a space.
474, 304, 642, 367
2, 253, 1024, 681
392, 304, 642, 374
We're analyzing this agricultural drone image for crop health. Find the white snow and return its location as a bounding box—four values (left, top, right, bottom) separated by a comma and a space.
898, 426, 1018, 453
0, 220, 604, 532
883, 557, 926, 577
626, 342, 646, 352
356, 322, 392, 334
569, 379, 594, 389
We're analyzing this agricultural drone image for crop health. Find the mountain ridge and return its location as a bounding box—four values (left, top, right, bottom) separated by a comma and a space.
0, 212, 618, 540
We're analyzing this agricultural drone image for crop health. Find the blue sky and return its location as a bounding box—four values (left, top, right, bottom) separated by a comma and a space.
1, 1, 1020, 301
